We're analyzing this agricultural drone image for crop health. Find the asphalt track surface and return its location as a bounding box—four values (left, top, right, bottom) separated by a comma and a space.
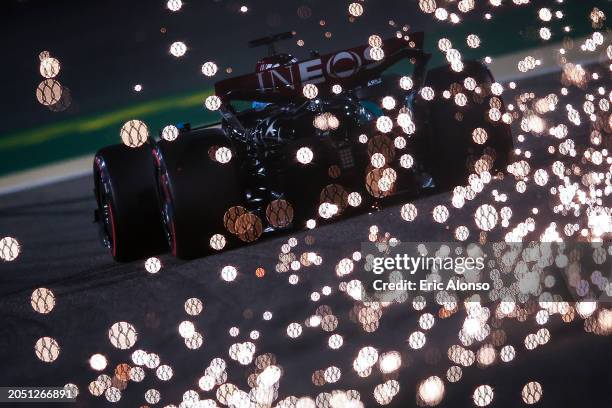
1, 74, 611, 407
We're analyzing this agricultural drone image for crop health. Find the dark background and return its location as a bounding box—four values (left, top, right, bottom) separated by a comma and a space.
0, 0, 602, 175
1, 0, 574, 133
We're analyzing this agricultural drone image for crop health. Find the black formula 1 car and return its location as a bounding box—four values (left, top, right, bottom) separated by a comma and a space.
94, 32, 512, 261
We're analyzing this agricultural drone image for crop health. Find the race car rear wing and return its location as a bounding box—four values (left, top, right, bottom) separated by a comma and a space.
215, 33, 429, 104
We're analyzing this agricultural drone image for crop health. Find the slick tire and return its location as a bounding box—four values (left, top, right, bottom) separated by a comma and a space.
154, 128, 245, 259
93, 143, 168, 262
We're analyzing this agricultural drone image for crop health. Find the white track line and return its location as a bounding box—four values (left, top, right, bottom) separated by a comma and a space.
0, 154, 93, 196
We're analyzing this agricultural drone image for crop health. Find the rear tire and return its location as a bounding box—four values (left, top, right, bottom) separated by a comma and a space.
419, 61, 513, 190
93, 144, 168, 261
153, 128, 244, 259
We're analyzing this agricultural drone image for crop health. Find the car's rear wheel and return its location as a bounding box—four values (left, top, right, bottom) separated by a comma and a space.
93, 144, 168, 261
419, 61, 513, 190
153, 128, 245, 259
